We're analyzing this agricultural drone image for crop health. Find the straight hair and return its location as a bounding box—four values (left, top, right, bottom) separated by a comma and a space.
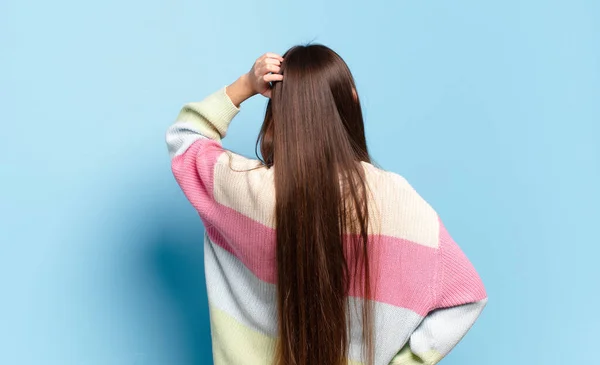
256, 44, 375, 365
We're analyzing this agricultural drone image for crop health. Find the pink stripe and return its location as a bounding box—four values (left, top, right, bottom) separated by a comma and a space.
204, 204, 436, 316
172, 138, 484, 316
437, 220, 487, 307
172, 138, 240, 257
171, 138, 222, 218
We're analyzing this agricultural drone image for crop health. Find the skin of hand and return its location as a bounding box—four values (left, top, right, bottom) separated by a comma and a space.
226, 52, 284, 107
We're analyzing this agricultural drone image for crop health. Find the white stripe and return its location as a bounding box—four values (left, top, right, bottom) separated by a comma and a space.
204, 233, 426, 364
165, 120, 209, 158
409, 298, 487, 356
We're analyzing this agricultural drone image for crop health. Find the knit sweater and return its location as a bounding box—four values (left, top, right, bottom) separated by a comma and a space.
165, 87, 487, 365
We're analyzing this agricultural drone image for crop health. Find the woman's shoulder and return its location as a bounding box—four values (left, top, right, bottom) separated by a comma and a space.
360, 161, 440, 249
360, 161, 421, 198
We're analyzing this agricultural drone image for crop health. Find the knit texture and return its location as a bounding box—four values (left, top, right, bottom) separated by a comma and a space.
165, 87, 487, 365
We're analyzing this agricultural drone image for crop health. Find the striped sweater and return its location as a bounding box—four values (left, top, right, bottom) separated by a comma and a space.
165, 87, 487, 365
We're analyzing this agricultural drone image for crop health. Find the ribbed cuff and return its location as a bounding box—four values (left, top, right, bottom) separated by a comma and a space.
201, 87, 240, 138
176, 87, 240, 139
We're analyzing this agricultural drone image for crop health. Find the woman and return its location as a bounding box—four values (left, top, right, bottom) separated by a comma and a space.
165, 44, 487, 365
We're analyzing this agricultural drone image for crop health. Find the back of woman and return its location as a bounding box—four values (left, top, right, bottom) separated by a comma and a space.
165, 44, 487, 365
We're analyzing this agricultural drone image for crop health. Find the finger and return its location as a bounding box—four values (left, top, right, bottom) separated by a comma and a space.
265, 52, 284, 61
262, 64, 281, 74
257, 64, 280, 76
264, 58, 281, 66
264, 74, 284, 83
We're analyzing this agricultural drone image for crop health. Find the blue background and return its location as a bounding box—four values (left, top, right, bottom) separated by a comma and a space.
2, 0, 599, 364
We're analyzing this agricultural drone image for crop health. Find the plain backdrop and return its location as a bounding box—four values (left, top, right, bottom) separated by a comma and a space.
2, 0, 599, 364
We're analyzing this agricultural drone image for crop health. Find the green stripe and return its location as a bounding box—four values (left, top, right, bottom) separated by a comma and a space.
389, 344, 443, 365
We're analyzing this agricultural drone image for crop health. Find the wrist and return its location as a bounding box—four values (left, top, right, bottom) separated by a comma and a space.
239, 73, 256, 94
226, 74, 256, 107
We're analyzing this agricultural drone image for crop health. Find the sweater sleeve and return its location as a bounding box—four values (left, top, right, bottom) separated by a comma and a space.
389, 220, 487, 365
165, 87, 242, 219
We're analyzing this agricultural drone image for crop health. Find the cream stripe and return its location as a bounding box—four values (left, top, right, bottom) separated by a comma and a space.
213, 151, 277, 227
212, 153, 439, 248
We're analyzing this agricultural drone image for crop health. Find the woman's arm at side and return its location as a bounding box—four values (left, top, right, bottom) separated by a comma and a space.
390, 220, 488, 365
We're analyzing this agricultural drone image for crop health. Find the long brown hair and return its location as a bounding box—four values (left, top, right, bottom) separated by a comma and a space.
256, 44, 375, 365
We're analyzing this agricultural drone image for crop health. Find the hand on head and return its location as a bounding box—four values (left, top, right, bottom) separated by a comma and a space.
247, 53, 284, 98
